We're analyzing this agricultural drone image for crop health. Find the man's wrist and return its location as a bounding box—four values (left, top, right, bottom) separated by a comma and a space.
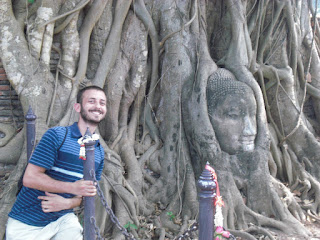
71, 196, 83, 209
64, 181, 75, 195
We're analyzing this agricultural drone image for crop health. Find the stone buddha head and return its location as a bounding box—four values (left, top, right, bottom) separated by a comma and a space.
207, 69, 257, 155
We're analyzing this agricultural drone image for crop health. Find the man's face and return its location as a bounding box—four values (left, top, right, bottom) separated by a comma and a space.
209, 93, 257, 155
79, 89, 107, 125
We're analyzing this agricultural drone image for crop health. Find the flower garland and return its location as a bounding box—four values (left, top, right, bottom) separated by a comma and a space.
77, 133, 99, 160
205, 164, 232, 240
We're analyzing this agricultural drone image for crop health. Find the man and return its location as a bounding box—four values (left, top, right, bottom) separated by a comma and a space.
6, 86, 107, 240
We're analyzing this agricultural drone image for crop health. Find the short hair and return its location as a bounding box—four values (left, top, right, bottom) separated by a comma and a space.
76, 86, 106, 104
207, 68, 254, 111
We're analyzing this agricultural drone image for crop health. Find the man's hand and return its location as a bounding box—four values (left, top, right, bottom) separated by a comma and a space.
38, 192, 82, 213
71, 179, 97, 196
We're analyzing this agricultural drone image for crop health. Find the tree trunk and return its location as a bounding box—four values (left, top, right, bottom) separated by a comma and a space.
1, 0, 320, 239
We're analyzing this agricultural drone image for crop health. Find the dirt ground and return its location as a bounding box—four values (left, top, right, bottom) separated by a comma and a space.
304, 221, 320, 239
284, 221, 320, 240
257, 221, 320, 240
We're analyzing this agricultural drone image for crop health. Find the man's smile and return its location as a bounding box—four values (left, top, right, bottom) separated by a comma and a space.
89, 109, 103, 115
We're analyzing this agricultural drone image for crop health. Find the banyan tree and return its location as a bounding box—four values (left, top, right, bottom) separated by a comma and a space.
1, 0, 320, 239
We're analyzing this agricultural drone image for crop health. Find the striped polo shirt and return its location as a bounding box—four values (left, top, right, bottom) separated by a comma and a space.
9, 122, 104, 227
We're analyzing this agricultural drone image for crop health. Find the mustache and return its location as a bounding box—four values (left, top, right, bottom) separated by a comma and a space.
89, 109, 103, 113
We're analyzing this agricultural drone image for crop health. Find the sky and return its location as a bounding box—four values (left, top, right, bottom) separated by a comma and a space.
313, 0, 320, 15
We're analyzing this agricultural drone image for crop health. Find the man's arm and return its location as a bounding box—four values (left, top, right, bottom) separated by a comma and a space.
38, 192, 82, 212
23, 163, 96, 196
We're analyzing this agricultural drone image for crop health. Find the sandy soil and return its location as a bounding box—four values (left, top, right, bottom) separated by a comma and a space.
254, 221, 320, 240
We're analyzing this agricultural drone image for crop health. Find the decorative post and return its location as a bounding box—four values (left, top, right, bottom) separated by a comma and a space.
25, 106, 36, 160
83, 128, 96, 240
198, 162, 216, 240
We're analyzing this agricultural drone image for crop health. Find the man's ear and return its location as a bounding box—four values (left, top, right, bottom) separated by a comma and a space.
74, 103, 81, 113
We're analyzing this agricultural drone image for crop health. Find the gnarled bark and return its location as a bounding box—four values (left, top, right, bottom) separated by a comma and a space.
1, 0, 320, 239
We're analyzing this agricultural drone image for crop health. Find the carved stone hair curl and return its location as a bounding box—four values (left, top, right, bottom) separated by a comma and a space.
206, 68, 254, 112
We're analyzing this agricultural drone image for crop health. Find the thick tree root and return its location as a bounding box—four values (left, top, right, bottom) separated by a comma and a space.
229, 230, 258, 240
245, 225, 276, 240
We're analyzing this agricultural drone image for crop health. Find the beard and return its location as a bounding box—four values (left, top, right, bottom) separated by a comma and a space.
80, 108, 104, 125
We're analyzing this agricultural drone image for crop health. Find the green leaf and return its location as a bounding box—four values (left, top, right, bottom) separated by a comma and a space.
124, 223, 130, 229
28, 0, 35, 3
167, 211, 175, 221
130, 223, 138, 230
124, 222, 138, 231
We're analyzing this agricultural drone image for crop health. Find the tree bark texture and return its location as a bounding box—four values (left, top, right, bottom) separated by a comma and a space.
1, 0, 320, 239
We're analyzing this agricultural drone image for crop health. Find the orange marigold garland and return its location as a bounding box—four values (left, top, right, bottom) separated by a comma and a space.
205, 164, 233, 240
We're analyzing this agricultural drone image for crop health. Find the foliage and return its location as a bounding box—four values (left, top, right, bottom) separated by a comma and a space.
166, 211, 176, 222
124, 221, 138, 232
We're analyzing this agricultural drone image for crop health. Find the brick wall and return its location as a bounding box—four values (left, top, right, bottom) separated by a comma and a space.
0, 59, 24, 132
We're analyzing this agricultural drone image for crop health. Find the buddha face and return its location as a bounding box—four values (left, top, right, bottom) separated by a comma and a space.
209, 92, 257, 155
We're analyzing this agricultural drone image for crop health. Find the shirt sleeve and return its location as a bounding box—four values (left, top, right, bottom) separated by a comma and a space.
29, 128, 59, 170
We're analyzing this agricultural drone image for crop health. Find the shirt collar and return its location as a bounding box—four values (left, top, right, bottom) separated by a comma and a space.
70, 122, 101, 146
70, 122, 82, 138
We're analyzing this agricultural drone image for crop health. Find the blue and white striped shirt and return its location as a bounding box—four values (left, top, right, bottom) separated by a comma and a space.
9, 122, 104, 226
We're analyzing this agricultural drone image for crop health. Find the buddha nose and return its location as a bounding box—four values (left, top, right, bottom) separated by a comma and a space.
243, 115, 256, 136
